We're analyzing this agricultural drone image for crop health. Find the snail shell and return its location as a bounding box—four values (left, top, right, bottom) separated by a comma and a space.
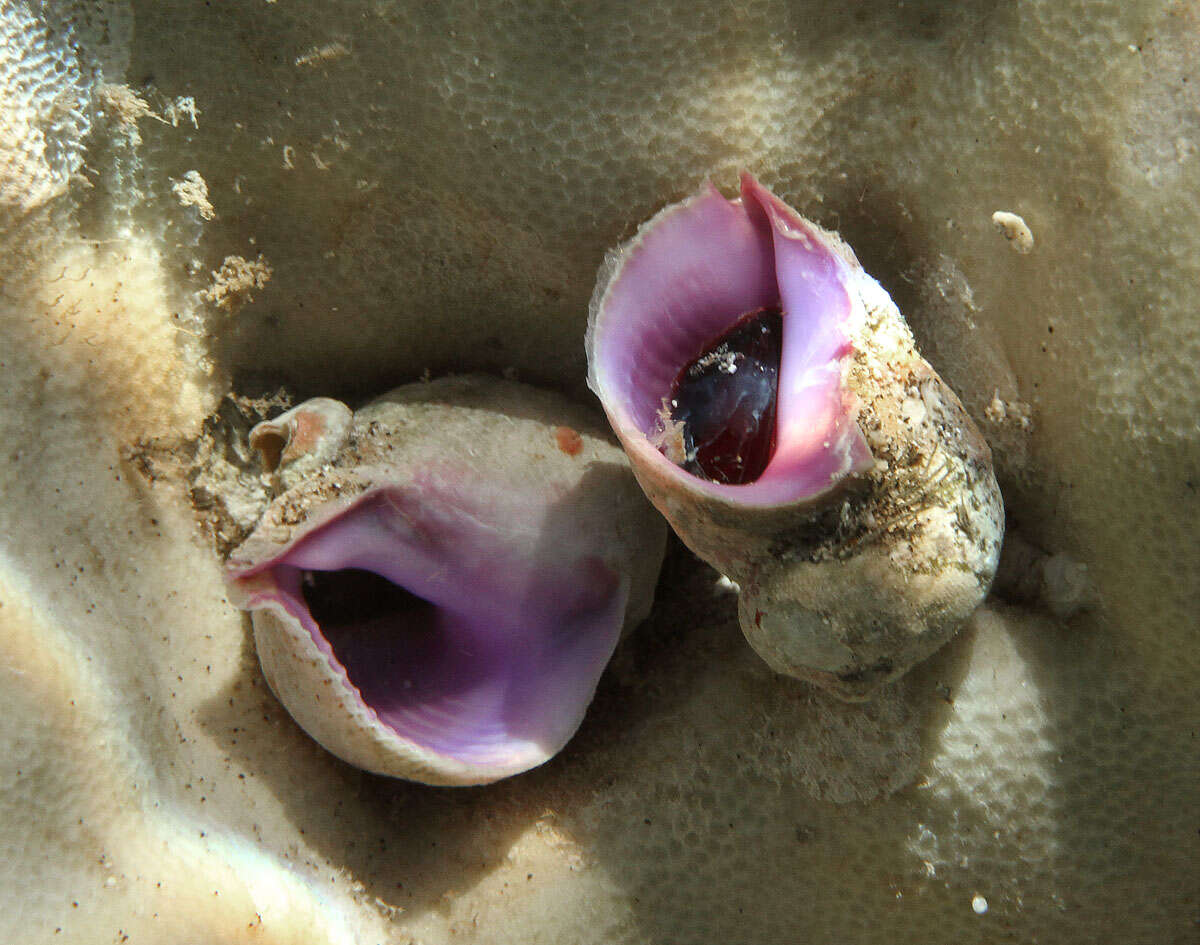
586, 174, 1003, 699
226, 375, 666, 784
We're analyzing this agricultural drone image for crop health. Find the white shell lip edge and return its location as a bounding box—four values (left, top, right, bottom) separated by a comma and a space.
247, 601, 558, 786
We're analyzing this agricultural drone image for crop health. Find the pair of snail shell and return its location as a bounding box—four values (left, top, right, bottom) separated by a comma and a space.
226, 175, 1003, 785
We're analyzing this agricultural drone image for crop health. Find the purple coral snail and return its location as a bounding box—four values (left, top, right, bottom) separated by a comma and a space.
586, 174, 1003, 698
226, 376, 666, 784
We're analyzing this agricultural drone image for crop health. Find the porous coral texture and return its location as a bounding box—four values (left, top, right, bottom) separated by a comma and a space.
0, 1, 1195, 943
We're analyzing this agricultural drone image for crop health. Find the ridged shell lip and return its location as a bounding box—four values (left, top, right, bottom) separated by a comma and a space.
587, 173, 874, 506
227, 480, 628, 777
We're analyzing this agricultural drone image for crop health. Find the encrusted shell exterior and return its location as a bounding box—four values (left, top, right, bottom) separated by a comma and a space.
737, 271, 1003, 698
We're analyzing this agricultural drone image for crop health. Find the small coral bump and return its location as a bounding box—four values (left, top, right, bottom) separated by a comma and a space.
991, 210, 1035, 254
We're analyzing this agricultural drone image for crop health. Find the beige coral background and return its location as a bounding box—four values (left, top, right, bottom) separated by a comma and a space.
0, 1, 1196, 942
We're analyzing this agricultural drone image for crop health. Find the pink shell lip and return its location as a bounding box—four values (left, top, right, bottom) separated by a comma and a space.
587, 173, 875, 506
227, 477, 629, 776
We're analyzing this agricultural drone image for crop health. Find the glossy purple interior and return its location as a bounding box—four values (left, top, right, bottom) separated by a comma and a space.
239, 488, 627, 767
590, 174, 874, 503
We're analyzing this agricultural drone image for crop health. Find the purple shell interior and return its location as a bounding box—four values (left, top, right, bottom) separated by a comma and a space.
233, 486, 627, 769
591, 173, 874, 504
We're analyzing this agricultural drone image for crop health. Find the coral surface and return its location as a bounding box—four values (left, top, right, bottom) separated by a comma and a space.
0, 1, 1196, 943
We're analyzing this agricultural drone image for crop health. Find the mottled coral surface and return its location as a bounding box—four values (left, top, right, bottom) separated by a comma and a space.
0, 2, 1196, 943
